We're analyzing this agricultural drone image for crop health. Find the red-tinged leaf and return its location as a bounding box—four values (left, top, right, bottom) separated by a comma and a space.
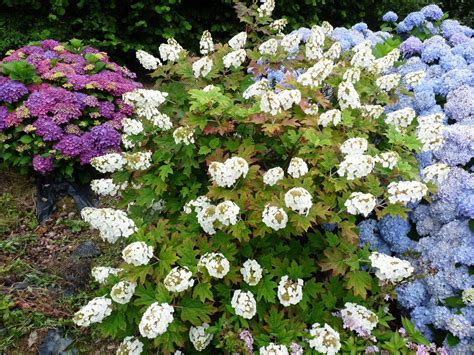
319, 248, 348, 276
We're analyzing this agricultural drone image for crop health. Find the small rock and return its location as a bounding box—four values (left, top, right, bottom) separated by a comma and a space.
71, 240, 101, 258
38, 329, 77, 355
12, 281, 29, 290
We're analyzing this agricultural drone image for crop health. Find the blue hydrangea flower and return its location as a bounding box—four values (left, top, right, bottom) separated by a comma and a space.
400, 36, 424, 57
420, 4, 444, 21
396, 280, 429, 309
352, 22, 368, 32
382, 11, 398, 22
444, 84, 474, 122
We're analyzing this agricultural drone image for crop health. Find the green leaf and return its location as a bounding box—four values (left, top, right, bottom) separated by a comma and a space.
180, 296, 215, 325
19, 135, 33, 144
193, 282, 214, 302
158, 246, 179, 274
345, 270, 372, 299
256, 275, 277, 303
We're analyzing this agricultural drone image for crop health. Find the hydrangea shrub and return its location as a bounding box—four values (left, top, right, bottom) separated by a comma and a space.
0, 39, 141, 177
75, 2, 436, 353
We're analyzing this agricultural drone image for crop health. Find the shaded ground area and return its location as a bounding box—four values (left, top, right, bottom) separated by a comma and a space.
0, 171, 121, 354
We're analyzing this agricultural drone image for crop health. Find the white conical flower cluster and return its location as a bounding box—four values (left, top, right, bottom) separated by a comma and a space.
91, 153, 126, 173
198, 252, 230, 279
229, 32, 247, 50
116, 337, 144, 355
258, 0, 275, 17
369, 252, 414, 283
243, 79, 269, 99
81, 207, 137, 243
350, 41, 375, 69
387, 181, 428, 205
277, 275, 304, 307
240, 259, 263, 286
263, 166, 284, 186
337, 154, 374, 180
159, 38, 184, 62
287, 157, 308, 178
259, 38, 279, 55
325, 41, 342, 60
111, 281, 137, 304
122, 117, 144, 136
284, 187, 313, 215
73, 297, 112, 327
196, 200, 240, 235
308, 323, 341, 355
91, 266, 122, 284
297, 58, 334, 87
318, 109, 341, 127
192, 56, 213, 78
184, 195, 211, 214
344, 192, 376, 217
122, 241, 154, 266
375, 151, 398, 169
123, 89, 172, 130
262, 205, 288, 231
340, 137, 368, 156
404, 70, 426, 88
369, 48, 400, 74
259, 343, 289, 355
90, 178, 121, 197
375, 73, 400, 91
136, 50, 161, 70
231, 290, 257, 319
343, 67, 361, 84
173, 126, 195, 145
361, 104, 384, 119
422, 163, 450, 183
208, 156, 249, 187
223, 49, 247, 69
200, 31, 214, 55
164, 266, 195, 292
338, 81, 361, 110
341, 303, 378, 337
189, 323, 214, 351
385, 107, 416, 130
124, 152, 152, 170
139, 302, 174, 338
260, 89, 301, 115
416, 123, 444, 152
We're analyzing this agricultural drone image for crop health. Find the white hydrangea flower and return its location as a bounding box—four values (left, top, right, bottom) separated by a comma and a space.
259, 38, 279, 55
202, 84, 216, 92
111, 281, 137, 304
73, 297, 112, 327
375, 73, 400, 91
308, 323, 341, 355
310, 25, 326, 45
324, 41, 342, 60
122, 241, 154, 266
240, 259, 263, 286
321, 21, 334, 35
369, 252, 414, 283
81, 207, 137, 243
229, 32, 247, 50
269, 18, 288, 33
361, 104, 384, 119
387, 181, 428, 205
122, 117, 144, 136
139, 302, 174, 338
422, 163, 450, 183
196, 204, 218, 235
375, 151, 398, 169
164, 266, 195, 293
192, 56, 213, 78
231, 290, 257, 319
277, 89, 301, 110
263, 167, 284, 186
304, 103, 319, 115
404, 70, 426, 87
159, 38, 184, 62
417, 112, 444, 125
344, 192, 376, 217
462, 288, 474, 306
340, 137, 368, 156
173, 126, 195, 145
416, 123, 444, 152
338, 81, 361, 110
277, 275, 304, 307
385, 107, 416, 129
198, 252, 230, 279
262, 205, 288, 231
208, 156, 249, 187
136, 50, 161, 70
284, 187, 313, 215
350, 43, 375, 69
116, 336, 144, 355
122, 134, 136, 150
124, 152, 152, 170
297, 58, 334, 87
343, 68, 361, 84
341, 303, 378, 337
91, 266, 122, 284
369, 48, 400, 74
223, 49, 247, 69
184, 195, 211, 214
189, 323, 214, 351
91, 153, 126, 173
337, 154, 375, 180
243, 79, 269, 99
287, 157, 308, 178
200, 30, 214, 55
260, 90, 282, 115
305, 34, 323, 61
150, 199, 166, 213
281, 32, 302, 54
216, 200, 240, 226
122, 89, 171, 129
259, 343, 289, 355
90, 178, 120, 197
258, 0, 275, 17
318, 109, 341, 127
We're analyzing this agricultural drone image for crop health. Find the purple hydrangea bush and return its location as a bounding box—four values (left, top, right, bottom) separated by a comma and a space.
359, 6, 474, 352
0, 39, 141, 176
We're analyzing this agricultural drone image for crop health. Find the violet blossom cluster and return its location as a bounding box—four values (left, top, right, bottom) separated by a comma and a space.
359, 6, 474, 351
0, 40, 141, 175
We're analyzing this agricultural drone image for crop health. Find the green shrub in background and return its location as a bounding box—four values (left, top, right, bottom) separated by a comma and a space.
1, 0, 458, 78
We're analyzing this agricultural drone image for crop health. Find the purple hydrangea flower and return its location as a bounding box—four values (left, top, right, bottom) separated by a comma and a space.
33, 118, 63, 141
32, 155, 54, 174
0, 106, 7, 130
53, 134, 85, 157
444, 85, 474, 122
400, 36, 423, 57
0, 77, 29, 104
